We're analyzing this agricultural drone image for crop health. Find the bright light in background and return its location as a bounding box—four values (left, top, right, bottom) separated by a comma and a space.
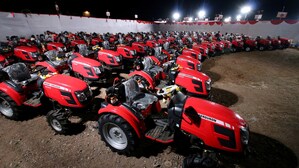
83, 11, 90, 17
236, 14, 242, 21
224, 16, 231, 22
240, 6, 252, 14
173, 12, 180, 20
198, 10, 206, 19
188, 17, 193, 22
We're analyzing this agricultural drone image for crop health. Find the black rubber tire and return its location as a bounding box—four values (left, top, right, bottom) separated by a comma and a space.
46, 110, 70, 134
98, 114, 138, 155
0, 91, 20, 120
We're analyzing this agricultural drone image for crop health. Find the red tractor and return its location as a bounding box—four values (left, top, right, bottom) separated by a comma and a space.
129, 60, 211, 98
192, 44, 209, 59
96, 49, 124, 71
46, 42, 67, 52
231, 38, 244, 52
98, 79, 249, 156
242, 36, 257, 52
255, 36, 272, 51
0, 63, 93, 134
13, 46, 42, 63
182, 48, 203, 62
176, 55, 202, 72
116, 45, 137, 62
278, 36, 291, 49
131, 42, 148, 56
35, 50, 108, 84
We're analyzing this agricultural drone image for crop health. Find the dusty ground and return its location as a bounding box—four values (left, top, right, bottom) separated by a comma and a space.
0, 48, 298, 168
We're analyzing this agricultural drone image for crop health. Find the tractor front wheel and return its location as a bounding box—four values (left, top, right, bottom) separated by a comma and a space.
46, 110, 70, 134
0, 92, 20, 120
98, 114, 138, 155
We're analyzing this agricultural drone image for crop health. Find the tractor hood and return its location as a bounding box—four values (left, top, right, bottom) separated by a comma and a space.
72, 57, 102, 67
186, 97, 247, 127
14, 46, 37, 53
98, 49, 119, 56
178, 68, 209, 81
43, 74, 87, 92
48, 42, 64, 48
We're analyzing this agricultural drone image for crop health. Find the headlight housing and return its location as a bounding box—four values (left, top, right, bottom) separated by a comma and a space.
269, 41, 272, 45
93, 66, 102, 75
57, 47, 63, 52
278, 40, 281, 44
197, 63, 202, 72
198, 54, 202, 61
220, 44, 224, 48
240, 126, 250, 145
115, 55, 122, 63
30, 52, 39, 58
205, 48, 209, 54
130, 50, 136, 56
205, 78, 212, 91
75, 87, 92, 103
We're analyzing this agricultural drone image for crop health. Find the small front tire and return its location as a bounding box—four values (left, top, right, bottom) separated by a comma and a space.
47, 110, 70, 134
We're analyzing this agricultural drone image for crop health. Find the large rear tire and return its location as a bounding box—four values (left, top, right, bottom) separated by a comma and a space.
98, 114, 138, 155
0, 92, 20, 120
46, 110, 70, 134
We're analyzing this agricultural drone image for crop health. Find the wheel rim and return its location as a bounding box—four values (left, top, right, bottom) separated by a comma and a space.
51, 119, 62, 132
246, 47, 250, 51
0, 97, 13, 117
102, 123, 128, 150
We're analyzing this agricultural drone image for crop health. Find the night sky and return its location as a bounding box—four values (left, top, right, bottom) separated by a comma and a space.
0, 0, 298, 20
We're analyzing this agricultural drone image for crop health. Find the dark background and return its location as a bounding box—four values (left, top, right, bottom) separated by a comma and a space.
0, 0, 298, 20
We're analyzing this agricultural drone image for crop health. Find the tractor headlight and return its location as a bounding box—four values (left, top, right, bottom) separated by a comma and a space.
115, 56, 121, 63
57, 47, 63, 52
205, 78, 212, 91
130, 50, 136, 56
75, 91, 87, 102
30, 52, 39, 58
198, 54, 202, 61
220, 44, 224, 48
269, 41, 272, 45
75, 87, 92, 103
255, 41, 257, 45
205, 48, 209, 54
240, 126, 250, 145
93, 66, 102, 75
212, 45, 215, 49
197, 63, 202, 72
278, 40, 281, 44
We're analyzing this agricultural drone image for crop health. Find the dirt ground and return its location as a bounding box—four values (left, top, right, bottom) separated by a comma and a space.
0, 48, 298, 168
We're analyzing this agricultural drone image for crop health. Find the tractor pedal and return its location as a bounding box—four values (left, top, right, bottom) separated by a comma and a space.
145, 119, 174, 144
23, 96, 41, 107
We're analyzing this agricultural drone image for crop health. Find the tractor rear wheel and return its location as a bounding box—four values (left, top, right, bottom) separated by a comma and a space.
0, 92, 20, 120
98, 114, 138, 155
46, 110, 70, 134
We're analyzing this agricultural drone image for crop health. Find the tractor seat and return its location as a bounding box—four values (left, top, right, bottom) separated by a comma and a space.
123, 79, 158, 110
2, 63, 38, 88
3, 63, 31, 83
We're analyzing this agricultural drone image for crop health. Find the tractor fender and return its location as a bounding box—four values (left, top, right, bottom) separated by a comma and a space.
0, 82, 25, 106
128, 70, 155, 89
35, 61, 58, 73
148, 56, 161, 66
98, 104, 146, 138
